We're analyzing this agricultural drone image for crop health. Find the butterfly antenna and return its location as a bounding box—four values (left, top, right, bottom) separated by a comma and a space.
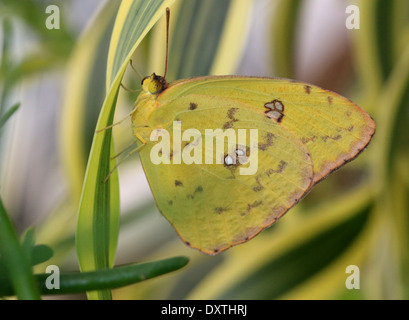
163, 7, 170, 79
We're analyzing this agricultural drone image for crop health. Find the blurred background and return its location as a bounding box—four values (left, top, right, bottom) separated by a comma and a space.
0, 0, 408, 299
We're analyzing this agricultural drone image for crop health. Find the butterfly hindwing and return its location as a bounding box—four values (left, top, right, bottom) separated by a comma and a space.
139, 95, 313, 254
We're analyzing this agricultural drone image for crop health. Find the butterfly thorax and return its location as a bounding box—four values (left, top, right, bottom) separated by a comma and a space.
131, 73, 168, 142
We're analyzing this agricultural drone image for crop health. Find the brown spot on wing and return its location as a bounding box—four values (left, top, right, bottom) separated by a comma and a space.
322, 134, 342, 142
265, 160, 288, 177
240, 200, 263, 216
189, 102, 198, 110
264, 100, 285, 123
262, 206, 286, 226
313, 118, 375, 184
249, 200, 263, 210
253, 176, 264, 192
304, 85, 312, 94
214, 206, 230, 214
227, 108, 239, 121
258, 132, 275, 151
175, 180, 183, 187
187, 185, 204, 199
223, 121, 234, 129
301, 136, 317, 144
223, 108, 240, 129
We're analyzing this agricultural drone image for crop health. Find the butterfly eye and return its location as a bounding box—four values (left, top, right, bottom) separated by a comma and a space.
141, 74, 168, 94
148, 80, 163, 94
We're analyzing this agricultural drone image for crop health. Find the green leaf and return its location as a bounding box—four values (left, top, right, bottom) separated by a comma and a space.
149, 0, 253, 80
20, 227, 54, 267
354, 0, 398, 106
0, 197, 40, 299
0, 102, 20, 129
21, 227, 35, 262
76, 0, 174, 300
170, 0, 234, 78
373, 0, 395, 80
0, 256, 188, 297
225, 209, 369, 299
373, 43, 409, 187
187, 186, 374, 299
61, 1, 121, 201
30, 245, 54, 267
271, 0, 302, 78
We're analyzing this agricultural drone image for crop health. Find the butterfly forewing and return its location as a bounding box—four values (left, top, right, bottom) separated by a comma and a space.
133, 75, 375, 254
158, 76, 376, 183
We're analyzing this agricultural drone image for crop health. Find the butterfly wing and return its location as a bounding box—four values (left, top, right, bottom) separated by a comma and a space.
157, 76, 376, 183
139, 94, 313, 254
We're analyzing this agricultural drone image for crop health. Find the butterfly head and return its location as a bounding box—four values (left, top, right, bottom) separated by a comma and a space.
141, 73, 168, 95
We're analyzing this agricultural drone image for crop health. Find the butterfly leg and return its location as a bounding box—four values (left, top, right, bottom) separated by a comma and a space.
133, 131, 147, 144
103, 142, 146, 184
120, 83, 141, 94
117, 60, 144, 93
96, 115, 132, 133
111, 141, 139, 160
129, 59, 143, 78
96, 101, 141, 134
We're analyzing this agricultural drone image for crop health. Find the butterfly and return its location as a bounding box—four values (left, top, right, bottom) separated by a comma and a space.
124, 9, 375, 255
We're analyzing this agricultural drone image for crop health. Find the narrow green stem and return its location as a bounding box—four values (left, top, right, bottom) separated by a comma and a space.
0, 256, 188, 297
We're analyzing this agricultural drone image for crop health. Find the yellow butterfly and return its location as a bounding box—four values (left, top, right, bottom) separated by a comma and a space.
126, 9, 375, 255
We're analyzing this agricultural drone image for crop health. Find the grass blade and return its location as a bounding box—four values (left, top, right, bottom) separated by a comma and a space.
60, 1, 120, 200
76, 0, 174, 300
